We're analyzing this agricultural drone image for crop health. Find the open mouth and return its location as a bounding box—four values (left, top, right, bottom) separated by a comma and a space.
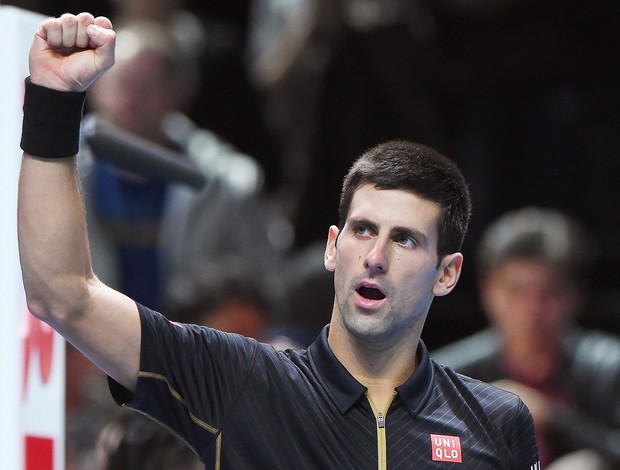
356, 286, 386, 300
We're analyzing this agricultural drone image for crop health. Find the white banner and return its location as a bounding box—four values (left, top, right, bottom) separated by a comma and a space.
0, 6, 65, 470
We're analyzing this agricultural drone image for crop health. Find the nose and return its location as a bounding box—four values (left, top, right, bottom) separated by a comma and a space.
364, 240, 389, 274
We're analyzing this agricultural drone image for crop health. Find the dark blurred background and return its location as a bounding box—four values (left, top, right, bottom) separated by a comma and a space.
8, 0, 620, 349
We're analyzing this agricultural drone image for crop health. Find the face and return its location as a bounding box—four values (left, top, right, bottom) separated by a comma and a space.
324, 184, 462, 350
480, 259, 579, 344
91, 50, 178, 141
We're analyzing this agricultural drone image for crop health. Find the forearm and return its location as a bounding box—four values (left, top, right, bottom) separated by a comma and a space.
18, 153, 97, 323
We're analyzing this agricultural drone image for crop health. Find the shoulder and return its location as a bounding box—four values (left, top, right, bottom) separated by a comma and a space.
428, 361, 538, 463
138, 303, 268, 364
431, 360, 531, 426
139, 303, 307, 367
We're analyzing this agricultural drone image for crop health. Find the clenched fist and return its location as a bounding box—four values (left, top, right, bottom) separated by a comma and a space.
29, 12, 116, 92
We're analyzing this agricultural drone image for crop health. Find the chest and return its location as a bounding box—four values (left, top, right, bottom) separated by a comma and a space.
209, 392, 509, 470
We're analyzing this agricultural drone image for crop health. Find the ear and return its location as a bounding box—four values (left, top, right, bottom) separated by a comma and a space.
324, 225, 339, 272
432, 252, 463, 297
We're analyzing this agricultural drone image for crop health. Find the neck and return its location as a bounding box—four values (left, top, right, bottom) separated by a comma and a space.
360, 357, 417, 411
328, 321, 419, 409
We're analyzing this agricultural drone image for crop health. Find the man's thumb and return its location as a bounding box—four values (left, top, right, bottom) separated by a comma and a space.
87, 24, 115, 69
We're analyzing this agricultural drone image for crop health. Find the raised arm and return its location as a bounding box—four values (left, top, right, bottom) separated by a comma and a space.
17, 13, 140, 391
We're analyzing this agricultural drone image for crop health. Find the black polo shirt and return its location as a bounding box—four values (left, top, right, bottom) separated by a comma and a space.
111, 303, 539, 469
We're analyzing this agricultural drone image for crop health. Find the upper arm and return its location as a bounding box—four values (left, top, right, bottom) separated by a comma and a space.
510, 399, 540, 468
18, 155, 141, 392
50, 279, 141, 392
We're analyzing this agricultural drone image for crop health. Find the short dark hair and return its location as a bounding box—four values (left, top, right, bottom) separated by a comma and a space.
476, 206, 597, 284
338, 140, 472, 259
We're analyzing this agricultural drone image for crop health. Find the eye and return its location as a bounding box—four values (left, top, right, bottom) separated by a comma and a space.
394, 232, 417, 248
352, 222, 373, 237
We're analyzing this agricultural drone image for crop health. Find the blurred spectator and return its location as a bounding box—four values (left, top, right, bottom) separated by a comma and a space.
66, 391, 118, 470
107, 0, 283, 192
79, 19, 292, 309
432, 207, 620, 468
93, 412, 203, 470
167, 260, 301, 350
168, 262, 271, 338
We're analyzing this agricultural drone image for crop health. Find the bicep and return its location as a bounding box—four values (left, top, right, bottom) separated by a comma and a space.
53, 280, 141, 392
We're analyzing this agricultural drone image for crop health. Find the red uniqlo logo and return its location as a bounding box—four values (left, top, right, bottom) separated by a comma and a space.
430, 434, 462, 463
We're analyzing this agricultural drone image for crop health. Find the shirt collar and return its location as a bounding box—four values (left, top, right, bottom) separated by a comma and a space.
395, 339, 435, 417
307, 325, 435, 416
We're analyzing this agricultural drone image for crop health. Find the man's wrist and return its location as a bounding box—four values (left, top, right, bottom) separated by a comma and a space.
20, 76, 87, 159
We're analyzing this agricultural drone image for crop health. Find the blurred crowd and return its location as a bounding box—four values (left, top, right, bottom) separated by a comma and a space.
6, 0, 620, 468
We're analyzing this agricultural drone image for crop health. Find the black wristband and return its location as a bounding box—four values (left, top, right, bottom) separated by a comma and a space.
20, 77, 87, 159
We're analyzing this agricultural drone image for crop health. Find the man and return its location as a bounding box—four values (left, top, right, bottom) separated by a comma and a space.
433, 207, 620, 469
18, 13, 539, 468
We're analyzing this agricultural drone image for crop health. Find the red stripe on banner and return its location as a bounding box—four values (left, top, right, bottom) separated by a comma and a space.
24, 435, 53, 470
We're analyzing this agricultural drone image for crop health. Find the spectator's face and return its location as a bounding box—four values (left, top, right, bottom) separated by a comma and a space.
325, 184, 462, 349
90, 50, 178, 141
200, 300, 267, 340
480, 259, 579, 343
